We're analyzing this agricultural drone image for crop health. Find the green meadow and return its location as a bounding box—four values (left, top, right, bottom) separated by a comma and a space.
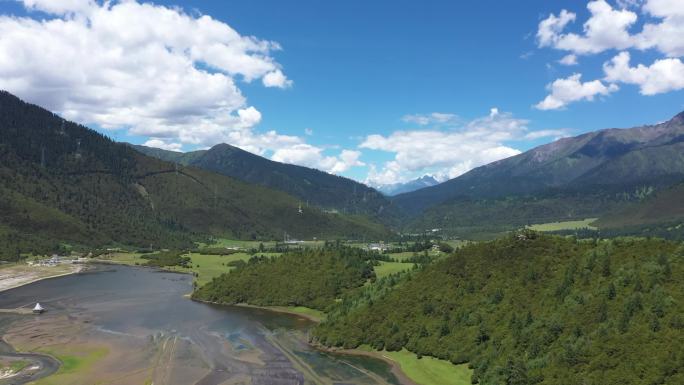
356, 345, 472, 385
98, 251, 282, 287
384, 349, 472, 385
528, 218, 598, 232
374, 261, 416, 278
386, 252, 417, 261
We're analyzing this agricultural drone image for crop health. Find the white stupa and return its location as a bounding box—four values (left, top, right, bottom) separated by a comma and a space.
32, 303, 44, 314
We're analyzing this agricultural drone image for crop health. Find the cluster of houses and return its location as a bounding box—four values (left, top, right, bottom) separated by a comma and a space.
26, 255, 88, 267
367, 242, 442, 252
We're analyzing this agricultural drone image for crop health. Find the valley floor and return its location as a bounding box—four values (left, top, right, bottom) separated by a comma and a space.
94, 249, 468, 385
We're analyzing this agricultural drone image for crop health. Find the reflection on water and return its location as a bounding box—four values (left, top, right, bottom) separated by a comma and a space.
0, 265, 400, 385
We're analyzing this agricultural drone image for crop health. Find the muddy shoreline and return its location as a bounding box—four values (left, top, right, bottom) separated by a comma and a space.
193, 298, 418, 385
0, 332, 61, 385
191, 298, 323, 323
146, 267, 419, 385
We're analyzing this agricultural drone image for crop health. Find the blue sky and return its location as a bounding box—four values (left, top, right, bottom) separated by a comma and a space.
0, 0, 682, 185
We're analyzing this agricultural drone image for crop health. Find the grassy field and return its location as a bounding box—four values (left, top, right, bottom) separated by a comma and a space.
383, 349, 472, 385
444, 240, 469, 249
356, 346, 471, 385
205, 238, 276, 249
171, 252, 280, 286
528, 218, 598, 232
280, 306, 325, 320
96, 251, 284, 287
33, 347, 109, 385
386, 252, 417, 261
97, 252, 146, 265
205, 238, 326, 250
374, 261, 416, 278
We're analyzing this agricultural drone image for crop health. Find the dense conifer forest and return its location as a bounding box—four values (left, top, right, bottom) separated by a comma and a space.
192, 245, 380, 310
314, 232, 684, 385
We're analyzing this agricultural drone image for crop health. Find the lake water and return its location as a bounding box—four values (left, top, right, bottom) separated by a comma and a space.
0, 265, 401, 385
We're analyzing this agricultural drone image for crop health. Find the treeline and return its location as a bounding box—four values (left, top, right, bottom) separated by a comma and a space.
313, 232, 684, 385
192, 246, 379, 311
0, 226, 65, 261
141, 250, 191, 268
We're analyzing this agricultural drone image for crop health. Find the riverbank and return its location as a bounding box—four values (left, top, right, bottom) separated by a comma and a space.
192, 289, 471, 384
88, 258, 467, 385
226, 302, 471, 385
321, 346, 419, 385
0, 263, 84, 294
231, 303, 325, 322
0, 338, 61, 385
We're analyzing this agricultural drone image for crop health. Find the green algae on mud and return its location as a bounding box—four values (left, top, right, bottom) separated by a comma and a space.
32, 347, 109, 385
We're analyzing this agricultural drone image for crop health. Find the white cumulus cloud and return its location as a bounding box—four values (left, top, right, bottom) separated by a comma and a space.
536, 0, 684, 109
22, 0, 95, 15
272, 145, 364, 174
0, 0, 293, 152
540, 1, 638, 55
262, 70, 293, 88
536, 73, 619, 110
559, 54, 578, 66
537, 9, 576, 48
0, 0, 367, 177
604, 51, 684, 95
362, 109, 541, 185
636, 0, 684, 57
143, 139, 183, 152
538, 0, 684, 57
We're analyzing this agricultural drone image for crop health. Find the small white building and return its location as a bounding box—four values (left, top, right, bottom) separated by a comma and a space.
368, 243, 388, 252
33, 303, 44, 314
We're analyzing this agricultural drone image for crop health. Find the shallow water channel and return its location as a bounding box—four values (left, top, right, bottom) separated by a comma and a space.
0, 264, 402, 385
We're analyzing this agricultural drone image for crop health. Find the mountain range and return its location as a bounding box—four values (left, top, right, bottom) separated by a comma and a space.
131, 143, 394, 219
0, 91, 390, 257
373, 175, 440, 196
390, 111, 684, 237
2, 89, 684, 254
135, 110, 684, 239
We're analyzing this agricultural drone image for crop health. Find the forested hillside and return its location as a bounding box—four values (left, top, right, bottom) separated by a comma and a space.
597, 183, 684, 229
314, 233, 684, 385
0, 91, 390, 258
192, 245, 379, 310
133, 143, 397, 220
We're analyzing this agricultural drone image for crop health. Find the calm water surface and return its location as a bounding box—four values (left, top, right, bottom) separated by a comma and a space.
0, 265, 400, 385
